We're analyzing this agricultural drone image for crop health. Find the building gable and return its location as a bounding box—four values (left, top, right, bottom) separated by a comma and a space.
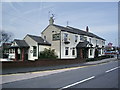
11, 39, 29, 48
24, 34, 51, 46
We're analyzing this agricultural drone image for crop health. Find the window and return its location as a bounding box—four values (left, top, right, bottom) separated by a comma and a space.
90, 49, 93, 56
72, 48, 75, 55
44, 36, 46, 39
102, 41, 105, 46
6, 49, 9, 53
10, 49, 12, 53
80, 35, 84, 41
84, 37, 87, 41
98, 49, 101, 55
52, 33, 60, 41
13, 49, 15, 53
80, 35, 87, 41
75, 35, 78, 42
89, 38, 91, 43
33, 46, 37, 57
65, 47, 69, 55
102, 49, 104, 54
96, 40, 98, 45
64, 33, 68, 41
4, 50, 6, 54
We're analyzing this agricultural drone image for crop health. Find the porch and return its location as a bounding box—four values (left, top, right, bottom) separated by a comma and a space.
76, 41, 93, 59
9, 47, 29, 61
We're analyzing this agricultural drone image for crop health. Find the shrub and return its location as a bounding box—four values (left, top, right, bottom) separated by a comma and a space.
39, 48, 58, 59
86, 55, 114, 62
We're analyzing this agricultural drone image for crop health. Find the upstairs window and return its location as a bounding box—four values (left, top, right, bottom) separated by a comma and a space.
44, 36, 46, 40
102, 41, 105, 46
96, 40, 98, 45
84, 37, 87, 41
80, 35, 87, 41
65, 47, 69, 55
33, 46, 37, 57
64, 33, 68, 41
80, 35, 84, 41
75, 35, 78, 42
52, 33, 60, 41
89, 38, 91, 43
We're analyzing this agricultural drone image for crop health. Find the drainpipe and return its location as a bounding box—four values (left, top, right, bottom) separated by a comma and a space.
60, 31, 61, 59
15, 48, 18, 61
38, 43, 39, 59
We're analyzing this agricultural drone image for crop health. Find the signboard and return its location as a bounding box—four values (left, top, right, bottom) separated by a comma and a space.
108, 43, 113, 47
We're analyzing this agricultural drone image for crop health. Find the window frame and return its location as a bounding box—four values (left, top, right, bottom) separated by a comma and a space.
90, 49, 93, 56
72, 48, 75, 56
75, 35, 78, 42
80, 35, 84, 41
89, 38, 91, 43
33, 46, 37, 57
65, 47, 69, 55
52, 33, 60, 41
64, 33, 68, 41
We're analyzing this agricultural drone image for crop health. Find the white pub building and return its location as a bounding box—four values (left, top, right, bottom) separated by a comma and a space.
8, 16, 105, 61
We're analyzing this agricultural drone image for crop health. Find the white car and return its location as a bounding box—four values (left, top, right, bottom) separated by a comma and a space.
0, 58, 13, 62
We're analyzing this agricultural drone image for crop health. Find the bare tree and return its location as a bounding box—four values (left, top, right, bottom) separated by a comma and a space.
0, 30, 14, 45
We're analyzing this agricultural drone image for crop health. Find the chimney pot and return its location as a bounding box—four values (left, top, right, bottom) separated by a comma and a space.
86, 26, 89, 32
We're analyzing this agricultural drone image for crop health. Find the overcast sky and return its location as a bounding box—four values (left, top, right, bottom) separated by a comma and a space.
1, 2, 118, 46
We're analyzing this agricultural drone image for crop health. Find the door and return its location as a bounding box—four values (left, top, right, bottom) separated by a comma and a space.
83, 48, 88, 58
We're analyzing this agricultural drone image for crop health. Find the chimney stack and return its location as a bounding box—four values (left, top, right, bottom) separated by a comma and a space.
49, 14, 54, 25
86, 26, 89, 32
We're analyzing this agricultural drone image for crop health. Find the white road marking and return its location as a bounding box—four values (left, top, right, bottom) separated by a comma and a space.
105, 66, 120, 73
58, 76, 95, 90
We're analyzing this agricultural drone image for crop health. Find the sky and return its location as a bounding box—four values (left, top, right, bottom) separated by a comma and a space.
1, 1, 119, 46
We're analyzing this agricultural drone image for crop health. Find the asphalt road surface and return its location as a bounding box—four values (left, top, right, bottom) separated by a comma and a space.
1, 60, 120, 89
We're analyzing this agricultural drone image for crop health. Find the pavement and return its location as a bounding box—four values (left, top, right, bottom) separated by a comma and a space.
1, 58, 119, 88
2, 57, 118, 75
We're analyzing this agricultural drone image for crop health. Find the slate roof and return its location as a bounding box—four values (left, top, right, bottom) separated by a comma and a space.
27, 34, 51, 46
14, 39, 29, 47
52, 24, 105, 40
0, 43, 11, 49
76, 41, 90, 48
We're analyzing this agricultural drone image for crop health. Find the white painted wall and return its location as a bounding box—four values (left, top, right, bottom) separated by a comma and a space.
41, 25, 61, 58
39, 45, 51, 52
24, 35, 38, 60
61, 31, 78, 59
60, 31, 105, 59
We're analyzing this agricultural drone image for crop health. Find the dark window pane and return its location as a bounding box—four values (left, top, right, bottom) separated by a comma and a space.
33, 46, 37, 57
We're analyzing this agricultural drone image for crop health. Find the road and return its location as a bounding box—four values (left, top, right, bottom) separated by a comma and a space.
1, 59, 120, 89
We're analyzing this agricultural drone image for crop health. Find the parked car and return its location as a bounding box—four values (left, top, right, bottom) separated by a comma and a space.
105, 51, 117, 55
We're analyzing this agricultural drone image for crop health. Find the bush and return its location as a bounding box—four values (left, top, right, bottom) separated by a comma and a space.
39, 48, 58, 59
86, 55, 114, 62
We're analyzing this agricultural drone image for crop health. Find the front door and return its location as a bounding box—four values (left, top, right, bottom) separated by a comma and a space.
82, 48, 88, 58
77, 48, 88, 59
77, 48, 83, 59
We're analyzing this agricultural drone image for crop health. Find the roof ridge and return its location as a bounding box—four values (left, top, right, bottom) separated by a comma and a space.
27, 34, 41, 38
53, 24, 105, 40
14, 39, 21, 41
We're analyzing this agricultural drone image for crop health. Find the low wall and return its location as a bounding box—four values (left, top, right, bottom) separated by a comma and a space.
2, 59, 85, 69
